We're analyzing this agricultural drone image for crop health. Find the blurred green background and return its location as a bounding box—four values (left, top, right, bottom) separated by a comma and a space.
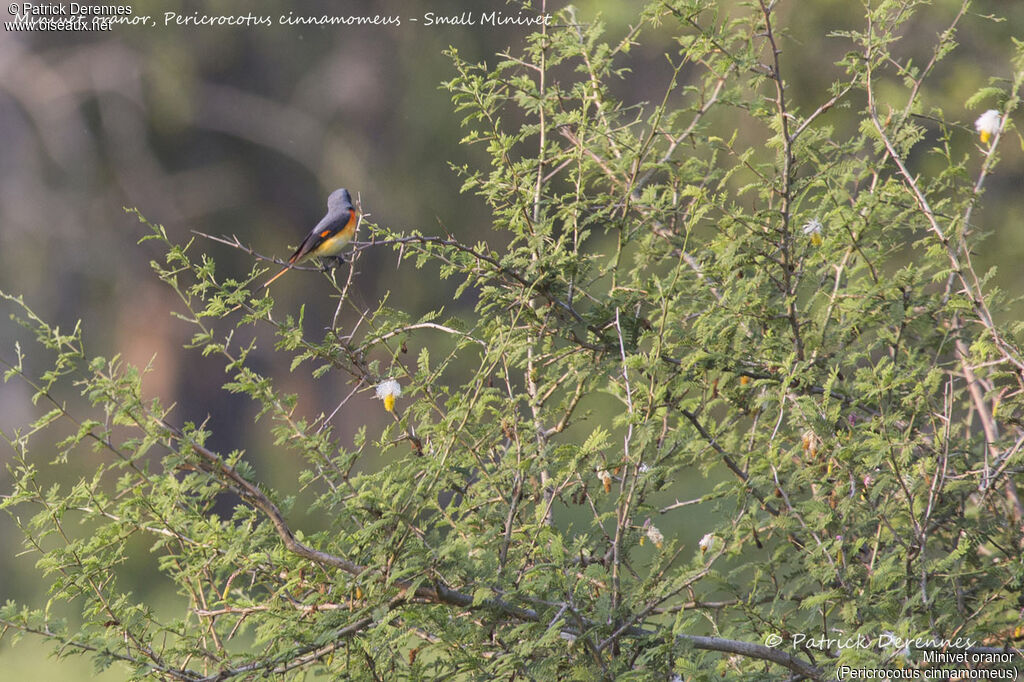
1, 0, 1021, 677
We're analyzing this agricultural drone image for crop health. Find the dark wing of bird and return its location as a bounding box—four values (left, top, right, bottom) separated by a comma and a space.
287, 208, 351, 263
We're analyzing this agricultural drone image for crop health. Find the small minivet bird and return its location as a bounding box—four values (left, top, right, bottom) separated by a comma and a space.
264, 188, 358, 288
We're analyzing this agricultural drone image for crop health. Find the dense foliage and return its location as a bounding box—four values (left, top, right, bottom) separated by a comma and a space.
3, 1, 1023, 679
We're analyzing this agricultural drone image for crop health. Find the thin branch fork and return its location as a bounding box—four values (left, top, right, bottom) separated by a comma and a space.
191, 230, 324, 273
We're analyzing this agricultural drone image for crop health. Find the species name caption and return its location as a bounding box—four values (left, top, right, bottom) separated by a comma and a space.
7, 4, 555, 29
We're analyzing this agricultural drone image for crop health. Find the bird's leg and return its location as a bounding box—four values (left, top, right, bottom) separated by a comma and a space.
317, 257, 341, 272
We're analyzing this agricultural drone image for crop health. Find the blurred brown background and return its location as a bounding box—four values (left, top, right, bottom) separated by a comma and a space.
1, 1, 1021, 678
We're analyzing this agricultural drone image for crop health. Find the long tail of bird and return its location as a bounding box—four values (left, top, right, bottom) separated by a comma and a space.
263, 263, 293, 289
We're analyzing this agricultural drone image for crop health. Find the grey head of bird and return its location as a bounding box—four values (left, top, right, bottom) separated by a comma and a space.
327, 188, 353, 212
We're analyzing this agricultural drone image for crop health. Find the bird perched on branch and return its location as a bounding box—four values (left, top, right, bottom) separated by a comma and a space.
264, 188, 358, 288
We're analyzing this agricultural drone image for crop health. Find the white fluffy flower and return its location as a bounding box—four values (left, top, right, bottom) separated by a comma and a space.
974, 109, 1002, 143
645, 524, 664, 549
802, 218, 823, 246
699, 532, 718, 555
596, 468, 613, 493
375, 378, 402, 412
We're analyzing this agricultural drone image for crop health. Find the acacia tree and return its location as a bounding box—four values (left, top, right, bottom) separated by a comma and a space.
3, 1, 1023, 679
